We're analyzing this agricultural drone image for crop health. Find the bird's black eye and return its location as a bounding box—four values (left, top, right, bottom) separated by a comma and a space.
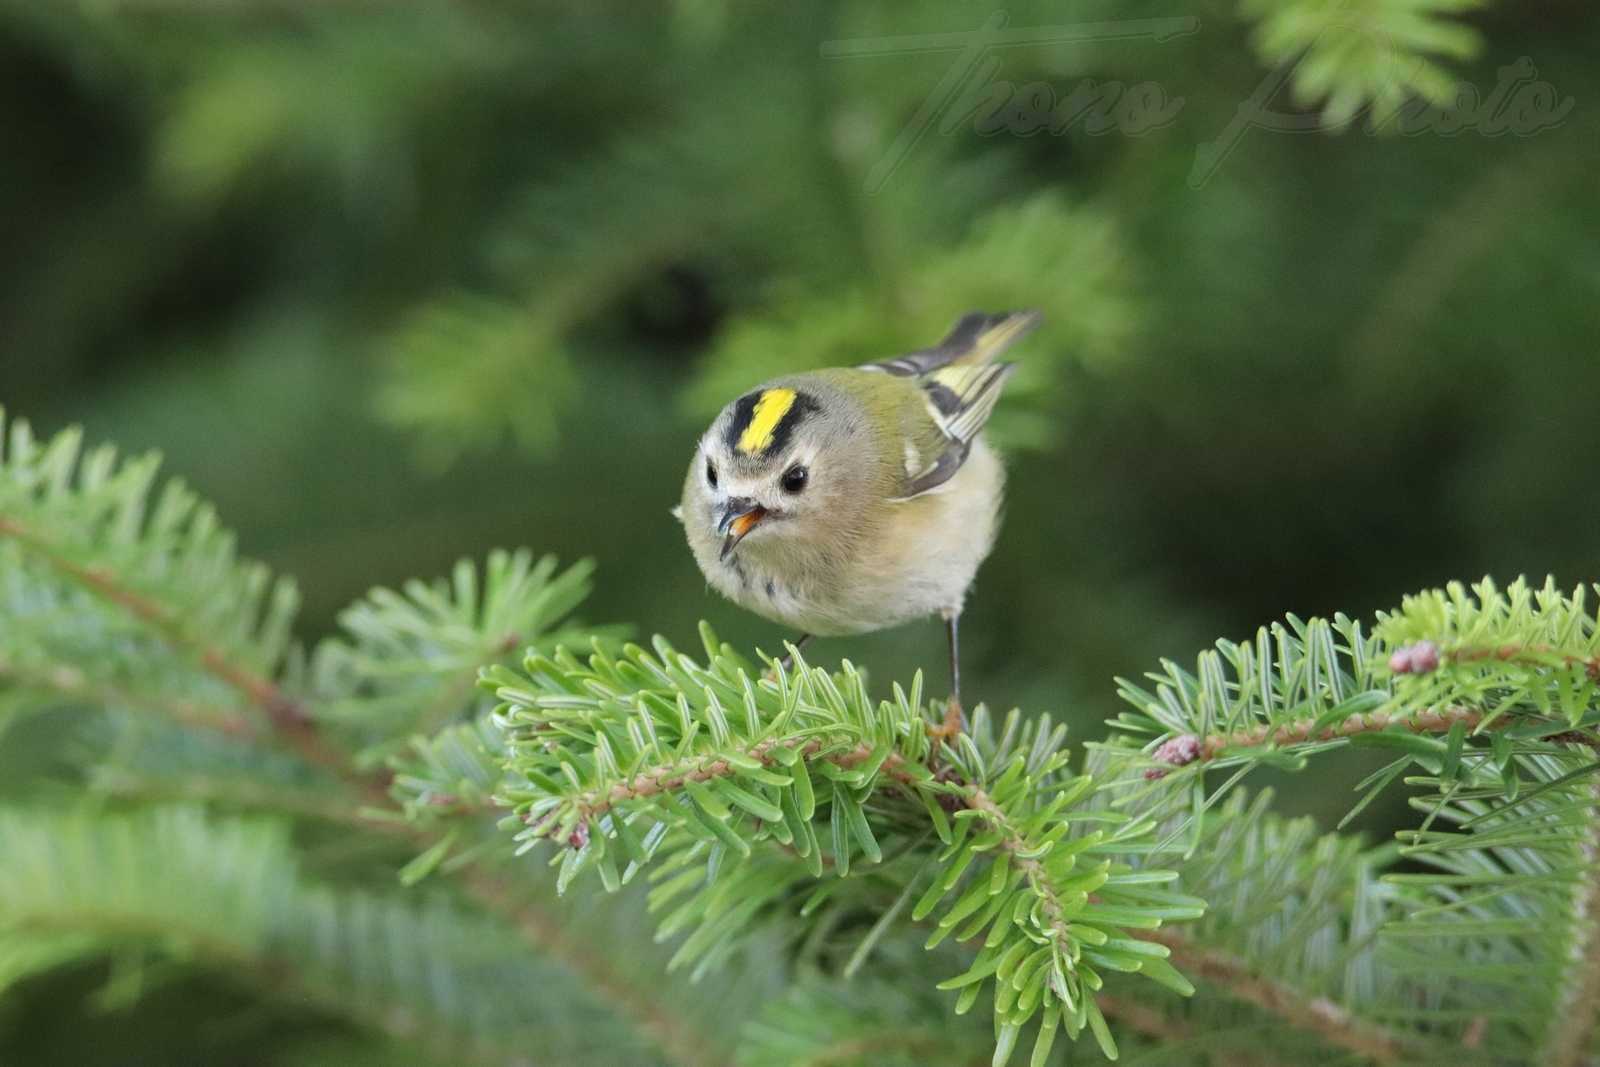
780, 465, 808, 494
706, 460, 718, 488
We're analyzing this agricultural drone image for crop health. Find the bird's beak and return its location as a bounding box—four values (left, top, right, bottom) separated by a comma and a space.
717, 499, 767, 560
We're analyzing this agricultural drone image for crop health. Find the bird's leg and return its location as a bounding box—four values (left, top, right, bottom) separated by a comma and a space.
944, 612, 966, 736
766, 634, 812, 680
928, 611, 966, 746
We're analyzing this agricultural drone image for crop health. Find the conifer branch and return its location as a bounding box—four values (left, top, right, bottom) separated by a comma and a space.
1143, 930, 1410, 1064
0, 511, 725, 1067
0, 515, 345, 778
0, 652, 256, 740
12, 411, 1600, 1064
537, 737, 919, 838
0, 808, 643, 1067
790, 1031, 956, 1066
459, 868, 732, 1067
1546, 777, 1600, 1067
1094, 994, 1194, 1045
1445, 641, 1600, 681
88, 768, 375, 828
962, 787, 1074, 949
1148, 704, 1489, 773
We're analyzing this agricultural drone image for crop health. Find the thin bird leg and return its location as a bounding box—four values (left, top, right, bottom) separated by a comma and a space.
929, 613, 966, 744
767, 634, 812, 679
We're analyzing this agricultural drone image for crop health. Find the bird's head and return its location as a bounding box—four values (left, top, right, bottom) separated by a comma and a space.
678, 379, 876, 565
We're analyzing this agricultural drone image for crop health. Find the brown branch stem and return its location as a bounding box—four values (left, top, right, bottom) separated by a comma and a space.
1200, 704, 1486, 760
12, 509, 1535, 1065
1141, 929, 1410, 1064
795, 1030, 954, 1067
0, 515, 374, 792
1095, 993, 1194, 1045
576, 742, 1420, 1062
963, 787, 1071, 945
0, 654, 258, 739
542, 736, 921, 833
460, 867, 731, 1067
0, 514, 722, 1067
946, 788, 1414, 1061
89, 770, 379, 828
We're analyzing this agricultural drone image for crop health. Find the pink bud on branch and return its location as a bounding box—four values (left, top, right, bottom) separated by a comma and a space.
1145, 733, 1202, 779
1387, 640, 1440, 675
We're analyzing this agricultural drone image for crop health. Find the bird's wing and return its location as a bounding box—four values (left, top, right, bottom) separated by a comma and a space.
865, 311, 1038, 499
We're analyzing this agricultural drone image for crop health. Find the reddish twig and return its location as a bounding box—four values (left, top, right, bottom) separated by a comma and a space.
0, 516, 370, 792
1, 514, 724, 1067
1148, 705, 1492, 777
460, 867, 731, 1067
1140, 929, 1410, 1063
0, 654, 257, 740
540, 738, 919, 835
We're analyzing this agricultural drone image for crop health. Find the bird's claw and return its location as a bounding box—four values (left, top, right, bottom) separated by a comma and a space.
927, 696, 966, 752
763, 655, 795, 684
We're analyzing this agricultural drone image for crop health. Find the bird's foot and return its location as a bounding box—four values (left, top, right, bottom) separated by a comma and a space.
763, 653, 796, 684
763, 638, 811, 682
926, 696, 966, 747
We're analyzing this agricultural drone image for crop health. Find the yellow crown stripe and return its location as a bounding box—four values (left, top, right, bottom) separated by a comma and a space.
737, 388, 798, 454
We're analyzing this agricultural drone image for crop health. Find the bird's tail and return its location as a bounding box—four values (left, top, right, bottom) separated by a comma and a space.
861, 309, 1042, 377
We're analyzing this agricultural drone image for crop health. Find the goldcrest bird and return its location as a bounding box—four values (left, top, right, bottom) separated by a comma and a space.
677, 310, 1039, 736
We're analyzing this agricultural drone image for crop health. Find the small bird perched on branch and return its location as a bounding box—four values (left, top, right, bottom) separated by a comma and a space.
677, 310, 1039, 740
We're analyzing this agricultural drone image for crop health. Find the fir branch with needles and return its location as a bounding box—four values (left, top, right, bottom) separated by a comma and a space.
0, 410, 746, 1067
1241, 0, 1489, 129
5, 408, 1600, 1065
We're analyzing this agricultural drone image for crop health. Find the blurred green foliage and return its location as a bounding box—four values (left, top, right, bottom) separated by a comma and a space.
1, 0, 1597, 1060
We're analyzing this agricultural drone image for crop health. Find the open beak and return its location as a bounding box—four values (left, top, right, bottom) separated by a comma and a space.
717, 499, 767, 560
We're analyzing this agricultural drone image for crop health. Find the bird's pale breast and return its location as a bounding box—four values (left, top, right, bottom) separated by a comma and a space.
708, 439, 1005, 636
